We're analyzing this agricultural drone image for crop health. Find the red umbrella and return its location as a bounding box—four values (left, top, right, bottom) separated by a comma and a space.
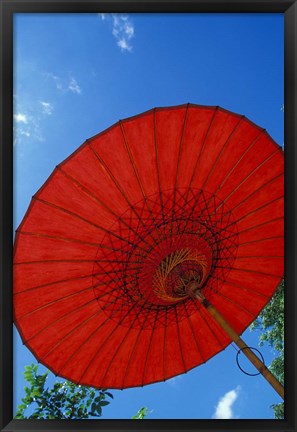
14, 104, 284, 395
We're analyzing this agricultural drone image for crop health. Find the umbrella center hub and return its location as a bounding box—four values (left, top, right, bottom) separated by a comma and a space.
93, 188, 239, 328
152, 248, 208, 303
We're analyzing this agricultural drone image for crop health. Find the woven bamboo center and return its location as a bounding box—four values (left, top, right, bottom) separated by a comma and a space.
92, 188, 238, 329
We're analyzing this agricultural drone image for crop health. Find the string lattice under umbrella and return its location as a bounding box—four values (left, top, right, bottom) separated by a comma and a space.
14, 104, 284, 396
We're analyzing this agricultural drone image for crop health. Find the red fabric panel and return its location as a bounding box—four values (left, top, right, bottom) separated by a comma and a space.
14, 234, 97, 263
155, 107, 188, 192
90, 124, 144, 206
16, 200, 103, 245
121, 111, 159, 198
177, 106, 216, 189
121, 327, 155, 388
206, 118, 263, 194
14, 260, 93, 293
190, 109, 242, 191
60, 144, 129, 216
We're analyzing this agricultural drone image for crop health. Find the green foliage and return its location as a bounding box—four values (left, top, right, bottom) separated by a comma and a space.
131, 407, 149, 419
15, 364, 113, 419
250, 282, 284, 418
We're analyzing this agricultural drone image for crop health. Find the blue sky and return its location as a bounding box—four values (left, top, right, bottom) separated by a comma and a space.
13, 13, 284, 420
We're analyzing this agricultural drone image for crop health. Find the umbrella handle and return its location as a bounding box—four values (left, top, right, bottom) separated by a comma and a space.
192, 289, 284, 400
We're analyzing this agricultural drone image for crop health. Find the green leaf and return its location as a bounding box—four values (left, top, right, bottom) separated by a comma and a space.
96, 405, 102, 416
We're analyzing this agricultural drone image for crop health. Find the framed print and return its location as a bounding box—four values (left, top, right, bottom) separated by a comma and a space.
1, 1, 296, 431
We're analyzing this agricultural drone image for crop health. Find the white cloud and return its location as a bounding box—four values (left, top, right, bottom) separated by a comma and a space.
19, 130, 31, 137
14, 113, 28, 124
44, 72, 82, 95
40, 101, 54, 115
117, 38, 131, 51
100, 13, 135, 52
212, 386, 240, 419
68, 77, 82, 94
13, 107, 44, 146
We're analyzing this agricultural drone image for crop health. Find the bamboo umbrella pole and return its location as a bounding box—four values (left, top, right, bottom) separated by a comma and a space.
186, 282, 284, 400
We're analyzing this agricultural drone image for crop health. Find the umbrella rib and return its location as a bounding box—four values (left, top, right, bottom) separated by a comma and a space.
208, 149, 281, 217
14, 259, 99, 265
201, 115, 245, 192
231, 255, 284, 259
186, 106, 218, 200
212, 128, 266, 196
43, 287, 143, 370
91, 265, 140, 276
141, 309, 160, 387
75, 298, 149, 385
173, 103, 189, 208
31, 196, 146, 252
45, 308, 108, 361
206, 195, 283, 248
169, 105, 190, 249
18, 297, 99, 344
17, 268, 136, 296
43, 311, 113, 366
45, 286, 136, 367
15, 285, 95, 320
210, 216, 283, 245
228, 195, 283, 227
119, 121, 146, 199
240, 235, 283, 247
14, 260, 140, 277
15, 230, 100, 248
211, 274, 270, 299
56, 165, 152, 249
15, 230, 145, 259
14, 273, 95, 295
208, 172, 283, 232
21, 279, 131, 345
15, 286, 93, 320
191, 298, 226, 349
99, 300, 150, 388
119, 120, 167, 249
56, 165, 123, 216
226, 172, 283, 215
120, 304, 154, 389
213, 291, 255, 318
16, 277, 126, 321
153, 108, 165, 221
88, 140, 160, 248
181, 302, 206, 363
174, 304, 187, 374
215, 265, 283, 278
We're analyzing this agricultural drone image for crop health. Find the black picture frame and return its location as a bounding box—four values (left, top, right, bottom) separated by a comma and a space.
1, 1, 296, 431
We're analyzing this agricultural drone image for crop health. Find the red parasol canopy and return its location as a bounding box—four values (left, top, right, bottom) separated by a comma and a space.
14, 104, 284, 390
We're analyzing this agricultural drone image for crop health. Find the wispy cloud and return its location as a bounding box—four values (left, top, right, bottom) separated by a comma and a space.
13, 111, 44, 145
40, 101, 54, 115
44, 72, 82, 94
14, 113, 28, 124
212, 386, 240, 419
68, 77, 82, 94
13, 100, 51, 146
100, 13, 135, 52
